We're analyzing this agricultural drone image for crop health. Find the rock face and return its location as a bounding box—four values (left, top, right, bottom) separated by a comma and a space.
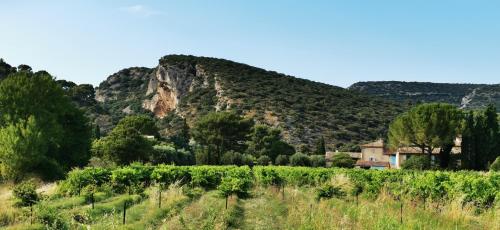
143, 64, 198, 117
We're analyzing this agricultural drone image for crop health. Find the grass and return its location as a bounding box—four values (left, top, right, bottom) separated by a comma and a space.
1, 182, 499, 229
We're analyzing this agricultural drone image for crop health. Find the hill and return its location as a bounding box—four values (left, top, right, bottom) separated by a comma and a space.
349, 81, 500, 110
94, 55, 404, 151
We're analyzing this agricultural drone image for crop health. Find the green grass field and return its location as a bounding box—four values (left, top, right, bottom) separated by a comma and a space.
1, 184, 498, 229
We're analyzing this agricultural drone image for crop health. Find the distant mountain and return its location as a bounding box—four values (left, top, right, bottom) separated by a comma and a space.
93, 55, 404, 151
349, 81, 500, 110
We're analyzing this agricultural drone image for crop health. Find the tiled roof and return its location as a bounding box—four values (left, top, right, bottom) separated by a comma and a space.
355, 160, 390, 168
397, 147, 441, 155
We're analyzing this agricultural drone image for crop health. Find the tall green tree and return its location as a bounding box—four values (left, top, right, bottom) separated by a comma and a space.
0, 72, 91, 179
461, 105, 499, 170
388, 103, 462, 168
191, 111, 253, 164
246, 124, 295, 161
91, 115, 155, 165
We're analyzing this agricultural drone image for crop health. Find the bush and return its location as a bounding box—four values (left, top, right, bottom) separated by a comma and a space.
274, 155, 289, 165
35, 206, 69, 229
402, 156, 430, 170
221, 151, 244, 166
310, 155, 326, 167
257, 155, 271, 166
315, 184, 346, 201
290, 153, 311, 166
490, 156, 500, 172
330, 153, 356, 168
242, 154, 255, 166
12, 180, 39, 207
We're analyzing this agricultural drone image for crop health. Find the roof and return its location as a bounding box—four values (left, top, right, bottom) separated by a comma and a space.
325, 152, 361, 160
397, 147, 441, 155
355, 160, 391, 168
360, 139, 385, 148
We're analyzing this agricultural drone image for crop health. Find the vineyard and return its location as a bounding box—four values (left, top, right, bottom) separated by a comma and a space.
1, 165, 499, 229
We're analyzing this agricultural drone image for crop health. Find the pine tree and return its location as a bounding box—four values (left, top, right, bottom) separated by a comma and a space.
314, 136, 326, 155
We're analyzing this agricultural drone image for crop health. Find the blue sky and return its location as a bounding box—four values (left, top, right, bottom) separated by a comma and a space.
1, 0, 499, 87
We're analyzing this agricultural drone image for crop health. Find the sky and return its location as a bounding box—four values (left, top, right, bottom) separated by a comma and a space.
1, 0, 500, 88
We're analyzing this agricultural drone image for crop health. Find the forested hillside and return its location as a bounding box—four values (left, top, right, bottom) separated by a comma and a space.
349, 81, 500, 110
94, 55, 404, 151
0, 56, 406, 151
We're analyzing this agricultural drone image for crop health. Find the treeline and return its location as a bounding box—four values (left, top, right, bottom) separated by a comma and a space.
389, 103, 500, 171
89, 111, 331, 168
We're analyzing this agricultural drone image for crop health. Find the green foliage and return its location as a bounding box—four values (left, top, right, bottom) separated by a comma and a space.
490, 157, 500, 172
35, 206, 69, 229
221, 151, 244, 166
388, 103, 463, 168
92, 115, 155, 165
274, 155, 289, 166
114, 115, 159, 137
461, 105, 500, 170
256, 155, 272, 166
330, 153, 356, 168
246, 125, 295, 161
401, 156, 430, 170
58, 167, 111, 195
309, 155, 326, 167
314, 136, 326, 155
315, 184, 346, 201
0, 72, 91, 180
150, 143, 194, 165
191, 111, 254, 164
12, 180, 39, 206
289, 153, 311, 166
217, 166, 252, 197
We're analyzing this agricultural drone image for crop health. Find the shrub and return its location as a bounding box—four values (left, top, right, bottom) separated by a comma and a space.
402, 156, 430, 170
221, 151, 244, 166
12, 180, 39, 207
330, 153, 356, 168
290, 153, 311, 166
35, 206, 69, 229
490, 156, 500, 172
257, 155, 271, 166
315, 184, 346, 201
242, 154, 255, 166
274, 155, 289, 165
310, 155, 326, 167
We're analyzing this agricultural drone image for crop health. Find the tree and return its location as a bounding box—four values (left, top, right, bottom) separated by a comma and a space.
191, 112, 253, 164
114, 115, 159, 137
0, 117, 47, 181
401, 156, 430, 170
289, 153, 311, 166
246, 124, 295, 161
310, 155, 326, 167
314, 136, 326, 155
91, 115, 155, 165
461, 105, 499, 170
330, 153, 355, 168
490, 157, 500, 172
388, 103, 462, 168
275, 155, 289, 165
257, 155, 271, 166
0, 72, 91, 179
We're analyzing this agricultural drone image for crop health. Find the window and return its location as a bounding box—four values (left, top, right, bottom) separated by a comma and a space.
369, 157, 376, 162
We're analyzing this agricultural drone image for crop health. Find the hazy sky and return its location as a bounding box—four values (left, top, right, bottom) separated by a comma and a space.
1, 0, 500, 87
